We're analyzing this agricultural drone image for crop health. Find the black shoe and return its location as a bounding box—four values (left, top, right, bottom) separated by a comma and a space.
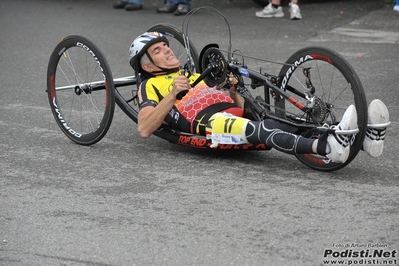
113, 1, 127, 9
125, 3, 142, 11
156, 5, 177, 13
174, 6, 190, 16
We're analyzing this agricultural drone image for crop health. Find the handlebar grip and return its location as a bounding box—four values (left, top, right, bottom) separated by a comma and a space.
190, 66, 213, 88
176, 65, 215, 100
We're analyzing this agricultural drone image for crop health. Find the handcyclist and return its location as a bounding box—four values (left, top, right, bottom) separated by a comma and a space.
129, 32, 390, 163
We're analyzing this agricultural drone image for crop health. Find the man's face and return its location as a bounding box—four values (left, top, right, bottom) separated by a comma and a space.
145, 41, 180, 72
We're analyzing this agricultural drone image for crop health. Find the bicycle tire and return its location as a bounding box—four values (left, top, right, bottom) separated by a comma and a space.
47, 35, 115, 145
114, 23, 200, 123
276, 46, 367, 171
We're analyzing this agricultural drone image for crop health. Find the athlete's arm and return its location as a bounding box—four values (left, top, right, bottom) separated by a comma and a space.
228, 72, 244, 108
229, 89, 244, 108
138, 76, 190, 138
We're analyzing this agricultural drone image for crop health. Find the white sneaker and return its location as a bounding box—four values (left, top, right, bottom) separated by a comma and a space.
256, 3, 284, 18
327, 105, 358, 163
394, 5, 399, 11
363, 99, 390, 157
289, 3, 302, 20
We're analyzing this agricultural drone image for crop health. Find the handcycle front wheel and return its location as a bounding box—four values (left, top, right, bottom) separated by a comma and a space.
47, 35, 115, 146
276, 46, 368, 171
114, 23, 200, 123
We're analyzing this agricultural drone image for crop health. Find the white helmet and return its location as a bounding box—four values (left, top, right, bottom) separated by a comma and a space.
129, 32, 169, 72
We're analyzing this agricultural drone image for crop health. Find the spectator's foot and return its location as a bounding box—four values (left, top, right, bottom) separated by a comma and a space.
289, 3, 302, 20
255, 3, 284, 18
174, 6, 190, 16
125, 3, 142, 11
113, 0, 127, 9
156, 5, 177, 13
363, 99, 390, 157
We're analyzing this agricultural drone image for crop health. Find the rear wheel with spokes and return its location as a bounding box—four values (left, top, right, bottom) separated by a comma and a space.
47, 35, 115, 145
276, 46, 367, 171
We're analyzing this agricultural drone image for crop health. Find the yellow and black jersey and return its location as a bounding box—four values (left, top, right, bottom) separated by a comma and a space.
138, 72, 237, 134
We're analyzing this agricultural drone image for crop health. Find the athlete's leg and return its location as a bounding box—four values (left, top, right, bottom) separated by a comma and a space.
206, 105, 357, 163
245, 119, 315, 155
245, 105, 358, 163
206, 112, 314, 153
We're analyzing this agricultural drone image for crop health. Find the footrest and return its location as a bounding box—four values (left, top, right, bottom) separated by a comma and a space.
367, 121, 391, 128
314, 126, 359, 135
334, 128, 359, 135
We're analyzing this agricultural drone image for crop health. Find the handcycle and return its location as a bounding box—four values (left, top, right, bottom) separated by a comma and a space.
46, 7, 371, 172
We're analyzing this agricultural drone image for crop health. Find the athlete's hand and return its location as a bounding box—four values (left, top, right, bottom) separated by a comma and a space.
228, 72, 239, 91
173, 75, 191, 100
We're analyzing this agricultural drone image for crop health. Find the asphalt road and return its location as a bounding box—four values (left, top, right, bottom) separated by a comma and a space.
1, 0, 398, 265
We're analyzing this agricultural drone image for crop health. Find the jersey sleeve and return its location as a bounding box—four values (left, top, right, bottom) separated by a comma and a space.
138, 79, 160, 109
